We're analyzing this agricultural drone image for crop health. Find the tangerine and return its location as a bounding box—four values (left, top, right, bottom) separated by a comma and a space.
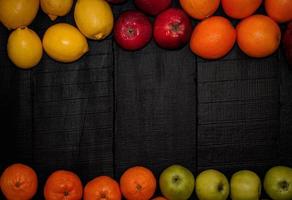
44, 170, 83, 200
179, 0, 220, 20
237, 14, 281, 58
190, 16, 236, 59
0, 163, 38, 200
222, 0, 262, 19
120, 166, 156, 200
84, 176, 121, 200
265, 0, 292, 23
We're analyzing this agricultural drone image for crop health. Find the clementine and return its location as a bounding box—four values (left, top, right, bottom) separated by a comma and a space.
84, 176, 121, 200
44, 170, 83, 200
237, 14, 281, 58
190, 16, 236, 59
120, 166, 156, 200
0, 163, 38, 200
222, 0, 262, 19
265, 0, 292, 23
179, 0, 220, 20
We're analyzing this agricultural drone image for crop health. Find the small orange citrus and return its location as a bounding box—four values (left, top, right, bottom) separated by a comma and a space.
237, 14, 281, 58
222, 0, 262, 19
120, 166, 156, 200
179, 0, 220, 20
190, 16, 236, 59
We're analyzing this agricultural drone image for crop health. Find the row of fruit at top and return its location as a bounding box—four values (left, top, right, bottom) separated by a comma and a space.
0, 0, 291, 70
1, 163, 292, 200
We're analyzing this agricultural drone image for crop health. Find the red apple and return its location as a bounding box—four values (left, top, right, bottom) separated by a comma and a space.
283, 21, 292, 65
114, 10, 152, 51
154, 8, 192, 49
106, 0, 126, 4
134, 0, 171, 16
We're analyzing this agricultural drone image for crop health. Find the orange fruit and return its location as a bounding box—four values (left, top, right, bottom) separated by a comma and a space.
190, 16, 236, 59
44, 170, 83, 200
179, 0, 220, 20
265, 0, 292, 23
237, 14, 281, 58
120, 166, 157, 200
152, 197, 168, 200
222, 0, 262, 19
84, 176, 121, 200
0, 163, 38, 200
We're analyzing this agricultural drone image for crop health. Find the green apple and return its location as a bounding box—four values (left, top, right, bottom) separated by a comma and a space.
264, 166, 292, 200
159, 164, 195, 200
196, 169, 229, 200
230, 170, 261, 200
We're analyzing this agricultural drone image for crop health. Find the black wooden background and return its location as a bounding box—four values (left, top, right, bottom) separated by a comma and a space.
0, 0, 292, 199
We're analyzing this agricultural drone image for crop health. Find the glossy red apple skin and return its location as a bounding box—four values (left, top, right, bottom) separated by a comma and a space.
114, 10, 152, 51
134, 0, 172, 16
283, 22, 292, 65
106, 0, 126, 4
154, 8, 192, 49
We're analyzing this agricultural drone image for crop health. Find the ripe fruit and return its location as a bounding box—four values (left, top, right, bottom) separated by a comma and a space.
84, 176, 121, 200
40, 0, 73, 21
134, 0, 171, 16
159, 165, 195, 200
74, 0, 114, 40
44, 170, 83, 200
0, 0, 39, 30
154, 8, 192, 49
114, 11, 152, 51
236, 14, 281, 58
0, 163, 38, 200
43, 23, 89, 63
283, 22, 292, 65
196, 169, 229, 200
231, 170, 261, 200
190, 16, 236, 59
222, 0, 262, 19
120, 166, 156, 200
264, 166, 292, 200
7, 27, 43, 69
179, 0, 220, 20
265, 0, 292, 23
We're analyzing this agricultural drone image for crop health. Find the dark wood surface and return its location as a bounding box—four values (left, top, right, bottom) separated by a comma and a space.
0, 0, 291, 199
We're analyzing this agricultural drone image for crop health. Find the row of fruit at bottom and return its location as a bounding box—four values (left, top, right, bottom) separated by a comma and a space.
0, 163, 292, 200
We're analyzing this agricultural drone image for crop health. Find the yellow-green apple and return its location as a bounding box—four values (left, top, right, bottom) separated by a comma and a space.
264, 166, 292, 200
231, 170, 261, 200
196, 169, 229, 200
154, 8, 192, 49
159, 165, 195, 200
114, 10, 152, 51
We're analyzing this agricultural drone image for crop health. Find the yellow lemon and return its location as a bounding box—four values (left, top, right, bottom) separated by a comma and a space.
40, 0, 73, 21
8, 27, 43, 69
74, 0, 114, 40
0, 0, 39, 30
43, 23, 89, 63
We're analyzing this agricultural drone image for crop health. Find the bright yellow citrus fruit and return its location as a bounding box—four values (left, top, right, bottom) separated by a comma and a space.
42, 23, 89, 63
0, 0, 39, 30
7, 27, 43, 69
40, 0, 73, 21
74, 0, 114, 40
